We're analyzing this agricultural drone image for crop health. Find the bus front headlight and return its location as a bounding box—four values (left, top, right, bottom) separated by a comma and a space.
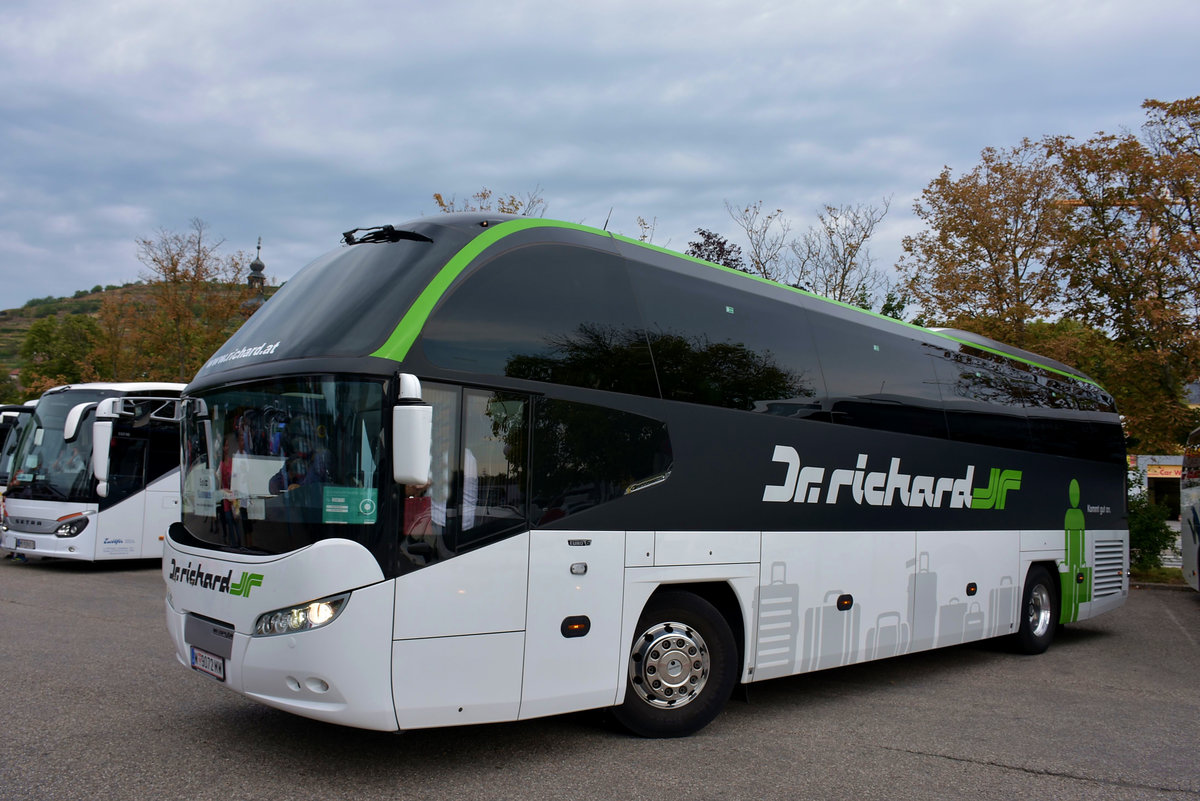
253, 593, 349, 637
55, 515, 89, 537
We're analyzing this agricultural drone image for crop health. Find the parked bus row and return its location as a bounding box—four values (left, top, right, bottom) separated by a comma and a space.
0, 214, 1137, 735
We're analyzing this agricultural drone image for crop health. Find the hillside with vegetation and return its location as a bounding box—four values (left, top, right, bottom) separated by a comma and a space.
0, 220, 276, 403
0, 284, 145, 400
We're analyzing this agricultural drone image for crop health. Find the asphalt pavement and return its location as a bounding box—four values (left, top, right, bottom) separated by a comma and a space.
1, 554, 1197, 801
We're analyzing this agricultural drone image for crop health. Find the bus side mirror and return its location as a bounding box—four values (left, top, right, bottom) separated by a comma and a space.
392, 373, 431, 486
393, 405, 432, 486
64, 402, 97, 443
93, 419, 113, 498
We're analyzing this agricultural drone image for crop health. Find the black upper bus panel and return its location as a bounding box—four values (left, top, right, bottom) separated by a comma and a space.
194, 215, 1123, 463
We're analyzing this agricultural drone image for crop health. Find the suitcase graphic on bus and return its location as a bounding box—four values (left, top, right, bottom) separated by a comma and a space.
988, 576, 1017, 637
801, 589, 861, 671
963, 601, 986, 642
755, 562, 800, 680
865, 610, 909, 659
936, 596, 967, 647
907, 552, 938, 651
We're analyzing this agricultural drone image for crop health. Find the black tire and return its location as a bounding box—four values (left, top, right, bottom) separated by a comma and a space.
612, 591, 738, 738
1013, 565, 1058, 655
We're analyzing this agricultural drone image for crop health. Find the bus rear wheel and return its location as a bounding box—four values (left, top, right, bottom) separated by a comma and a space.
1013, 565, 1058, 655
613, 591, 737, 738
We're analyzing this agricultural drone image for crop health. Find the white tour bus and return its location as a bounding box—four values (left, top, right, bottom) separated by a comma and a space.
2, 382, 184, 561
165, 215, 1129, 737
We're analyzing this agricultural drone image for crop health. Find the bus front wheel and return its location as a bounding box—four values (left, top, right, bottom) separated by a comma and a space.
613, 591, 737, 738
1014, 565, 1058, 655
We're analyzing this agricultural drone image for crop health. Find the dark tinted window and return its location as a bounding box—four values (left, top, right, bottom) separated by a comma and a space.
1024, 413, 1118, 462
400, 385, 530, 562
400, 384, 459, 568
106, 434, 147, 504
630, 263, 822, 413
531, 398, 671, 526
197, 234, 465, 377
933, 351, 1032, 450
808, 312, 948, 438
459, 390, 528, 549
422, 244, 659, 397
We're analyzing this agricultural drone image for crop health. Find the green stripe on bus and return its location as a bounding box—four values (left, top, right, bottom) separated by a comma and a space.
369, 218, 611, 362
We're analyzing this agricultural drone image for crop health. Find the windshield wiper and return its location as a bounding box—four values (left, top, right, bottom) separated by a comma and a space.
342, 225, 433, 246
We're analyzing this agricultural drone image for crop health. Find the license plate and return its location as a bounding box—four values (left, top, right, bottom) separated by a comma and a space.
190, 645, 226, 681
14, 538, 35, 550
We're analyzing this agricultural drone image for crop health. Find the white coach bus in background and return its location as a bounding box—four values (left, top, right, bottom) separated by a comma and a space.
2, 382, 183, 561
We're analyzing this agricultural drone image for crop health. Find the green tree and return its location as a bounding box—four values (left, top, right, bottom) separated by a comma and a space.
1127, 471, 1177, 569
686, 228, 747, 272
0, 372, 21, 404
20, 314, 100, 391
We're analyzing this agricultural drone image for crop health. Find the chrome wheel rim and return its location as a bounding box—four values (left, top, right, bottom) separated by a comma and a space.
628, 621, 709, 709
1027, 582, 1052, 638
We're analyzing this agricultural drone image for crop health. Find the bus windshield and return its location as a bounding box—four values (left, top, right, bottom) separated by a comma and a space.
180, 375, 386, 555
7, 390, 110, 503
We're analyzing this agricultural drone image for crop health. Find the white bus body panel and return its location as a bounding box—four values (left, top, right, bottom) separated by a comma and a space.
94, 488, 147, 559
392, 633, 525, 729
142, 470, 180, 558
164, 537, 397, 731
912, 529, 1019, 648
390, 533, 529, 729
519, 530, 626, 720
392, 532, 529, 640
163, 523, 1129, 731
241, 580, 398, 730
653, 530, 760, 566
755, 530, 916, 678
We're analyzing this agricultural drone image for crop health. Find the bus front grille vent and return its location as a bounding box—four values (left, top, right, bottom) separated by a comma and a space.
1092, 540, 1126, 597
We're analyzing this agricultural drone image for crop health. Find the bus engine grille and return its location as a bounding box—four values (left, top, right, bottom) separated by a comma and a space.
1092, 539, 1126, 598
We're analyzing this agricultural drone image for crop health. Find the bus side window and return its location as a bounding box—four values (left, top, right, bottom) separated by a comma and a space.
530, 398, 671, 526
933, 351, 1032, 451
145, 418, 181, 483
629, 260, 824, 414
107, 434, 148, 503
420, 243, 658, 398
400, 383, 459, 568
807, 311, 948, 439
457, 390, 528, 552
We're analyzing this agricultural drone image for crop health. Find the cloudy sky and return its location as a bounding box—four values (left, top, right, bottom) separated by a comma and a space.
1, 0, 1196, 312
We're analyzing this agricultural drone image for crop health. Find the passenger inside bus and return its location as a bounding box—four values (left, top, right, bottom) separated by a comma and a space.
268, 415, 330, 494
